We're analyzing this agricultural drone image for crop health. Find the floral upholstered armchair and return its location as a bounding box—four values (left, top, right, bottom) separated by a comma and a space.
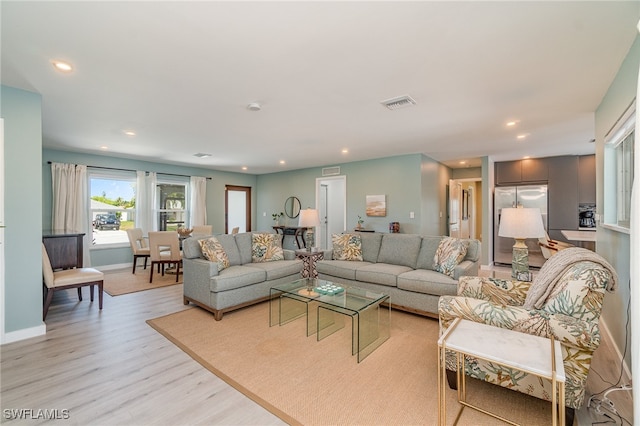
438, 247, 617, 424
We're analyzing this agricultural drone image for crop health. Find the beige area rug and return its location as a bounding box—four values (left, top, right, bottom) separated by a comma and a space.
147, 302, 555, 425
103, 267, 182, 296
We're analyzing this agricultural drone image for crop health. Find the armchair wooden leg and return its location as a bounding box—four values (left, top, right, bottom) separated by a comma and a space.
98, 281, 104, 309
43, 288, 55, 321
132, 256, 138, 274
446, 369, 458, 390
90, 284, 95, 301
77, 287, 83, 301
175, 262, 180, 282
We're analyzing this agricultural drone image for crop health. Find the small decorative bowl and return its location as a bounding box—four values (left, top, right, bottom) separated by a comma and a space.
177, 228, 193, 237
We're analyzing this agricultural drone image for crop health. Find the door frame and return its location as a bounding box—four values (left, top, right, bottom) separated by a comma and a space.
225, 185, 251, 234
315, 175, 346, 250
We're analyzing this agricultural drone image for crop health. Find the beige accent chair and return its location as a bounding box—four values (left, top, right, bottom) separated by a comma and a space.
148, 231, 182, 283
538, 231, 574, 259
126, 228, 150, 273
42, 243, 104, 320
192, 225, 213, 235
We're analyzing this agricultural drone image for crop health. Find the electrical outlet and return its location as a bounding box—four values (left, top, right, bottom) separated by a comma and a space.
263, 212, 266, 217
409, 211, 414, 219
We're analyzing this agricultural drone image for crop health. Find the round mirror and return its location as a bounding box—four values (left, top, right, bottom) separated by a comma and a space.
284, 196, 301, 219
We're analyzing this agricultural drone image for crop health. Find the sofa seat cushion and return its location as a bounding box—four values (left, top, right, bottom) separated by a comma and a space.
244, 259, 302, 280
397, 269, 457, 296
355, 263, 412, 287
316, 260, 372, 281
210, 265, 266, 292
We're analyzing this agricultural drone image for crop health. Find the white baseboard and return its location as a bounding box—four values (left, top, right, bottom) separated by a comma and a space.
95, 262, 132, 272
1, 323, 46, 345
599, 316, 632, 384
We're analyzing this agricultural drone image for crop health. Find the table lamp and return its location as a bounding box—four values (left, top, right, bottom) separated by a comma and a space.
498, 207, 546, 279
298, 208, 320, 251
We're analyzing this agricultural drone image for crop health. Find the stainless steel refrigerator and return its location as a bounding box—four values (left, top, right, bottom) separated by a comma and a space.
494, 185, 548, 268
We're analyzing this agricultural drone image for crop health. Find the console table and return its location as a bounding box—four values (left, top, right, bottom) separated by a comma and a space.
42, 230, 85, 270
273, 226, 307, 249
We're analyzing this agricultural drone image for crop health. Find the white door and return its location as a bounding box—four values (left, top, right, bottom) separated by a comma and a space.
0, 119, 5, 342
448, 180, 462, 238
316, 176, 346, 250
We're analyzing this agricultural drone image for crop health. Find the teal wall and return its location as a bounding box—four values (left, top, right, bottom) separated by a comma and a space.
1, 86, 43, 334
256, 154, 450, 236
43, 149, 257, 267
594, 35, 639, 370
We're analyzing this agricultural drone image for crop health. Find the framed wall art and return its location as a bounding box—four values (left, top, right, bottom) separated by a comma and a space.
366, 195, 386, 217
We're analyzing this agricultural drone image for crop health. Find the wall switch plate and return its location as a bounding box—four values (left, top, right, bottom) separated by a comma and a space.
263, 212, 266, 216
409, 211, 415, 219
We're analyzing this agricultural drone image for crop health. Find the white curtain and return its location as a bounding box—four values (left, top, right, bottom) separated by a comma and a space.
189, 176, 207, 227
51, 162, 90, 266
136, 171, 157, 234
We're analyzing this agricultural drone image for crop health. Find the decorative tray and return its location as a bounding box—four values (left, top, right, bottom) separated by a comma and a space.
314, 284, 344, 295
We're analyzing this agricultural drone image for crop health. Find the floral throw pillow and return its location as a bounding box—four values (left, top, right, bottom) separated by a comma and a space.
198, 236, 230, 272
332, 233, 363, 261
433, 237, 469, 277
252, 233, 284, 263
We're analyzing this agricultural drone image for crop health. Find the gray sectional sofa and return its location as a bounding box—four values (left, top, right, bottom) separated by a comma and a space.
182, 232, 303, 320
316, 233, 480, 318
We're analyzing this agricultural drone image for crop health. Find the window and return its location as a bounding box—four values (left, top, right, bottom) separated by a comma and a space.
156, 178, 189, 231
89, 170, 136, 246
604, 100, 635, 231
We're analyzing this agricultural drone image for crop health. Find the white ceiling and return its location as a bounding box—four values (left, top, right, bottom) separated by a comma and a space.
2, 1, 639, 174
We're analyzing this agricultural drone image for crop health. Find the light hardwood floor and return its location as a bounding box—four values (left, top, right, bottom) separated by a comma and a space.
1, 269, 632, 425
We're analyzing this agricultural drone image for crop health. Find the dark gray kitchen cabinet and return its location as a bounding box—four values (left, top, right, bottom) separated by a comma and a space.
495, 161, 521, 184
521, 158, 548, 182
548, 156, 579, 230
578, 155, 596, 204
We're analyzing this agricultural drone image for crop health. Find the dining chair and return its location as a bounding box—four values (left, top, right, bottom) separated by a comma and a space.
126, 228, 150, 273
192, 225, 213, 235
42, 243, 104, 320
148, 231, 182, 283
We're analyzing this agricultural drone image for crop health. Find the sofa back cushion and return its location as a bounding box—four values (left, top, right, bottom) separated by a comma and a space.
359, 232, 383, 263
234, 232, 253, 264
182, 236, 205, 259
416, 236, 443, 270
464, 239, 480, 262
377, 234, 422, 269
216, 234, 242, 266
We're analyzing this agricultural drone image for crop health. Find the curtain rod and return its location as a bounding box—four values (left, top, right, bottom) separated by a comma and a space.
46, 161, 212, 180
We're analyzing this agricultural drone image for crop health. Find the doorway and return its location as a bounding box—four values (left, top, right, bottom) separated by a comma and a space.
315, 176, 346, 250
448, 178, 482, 241
225, 185, 251, 234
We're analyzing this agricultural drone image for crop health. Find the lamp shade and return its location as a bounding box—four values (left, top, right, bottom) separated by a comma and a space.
498, 208, 545, 239
298, 208, 320, 228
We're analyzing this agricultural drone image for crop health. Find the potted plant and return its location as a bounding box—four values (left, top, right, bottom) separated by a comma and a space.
272, 212, 284, 225
356, 215, 364, 230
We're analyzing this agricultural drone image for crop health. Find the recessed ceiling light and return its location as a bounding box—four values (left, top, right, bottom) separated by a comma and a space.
52, 60, 73, 73
523, 156, 531, 159
342, 149, 349, 154
193, 153, 212, 158
247, 102, 261, 111
123, 130, 136, 137
517, 133, 529, 140
279, 160, 285, 165
100, 146, 108, 150
241, 166, 248, 171
506, 120, 519, 127
459, 161, 466, 165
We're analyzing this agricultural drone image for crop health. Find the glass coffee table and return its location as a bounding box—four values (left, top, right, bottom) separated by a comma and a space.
270, 278, 390, 362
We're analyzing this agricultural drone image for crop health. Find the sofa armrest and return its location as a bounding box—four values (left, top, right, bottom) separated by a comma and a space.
457, 275, 531, 306
452, 260, 478, 280
438, 295, 601, 352
183, 257, 219, 278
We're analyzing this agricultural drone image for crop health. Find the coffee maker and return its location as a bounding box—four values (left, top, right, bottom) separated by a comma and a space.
579, 204, 596, 229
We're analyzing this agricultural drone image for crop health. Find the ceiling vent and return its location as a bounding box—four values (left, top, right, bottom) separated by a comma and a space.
381, 95, 416, 110
193, 153, 212, 158
322, 166, 340, 176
